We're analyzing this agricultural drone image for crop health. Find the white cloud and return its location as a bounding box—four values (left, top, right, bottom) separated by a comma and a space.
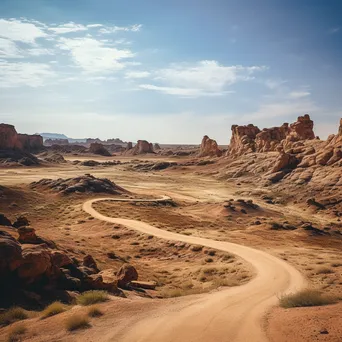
264, 79, 287, 89
125, 71, 150, 79
288, 91, 311, 99
140, 60, 266, 97
0, 19, 47, 44
99, 24, 142, 34
0, 60, 56, 87
48, 22, 88, 34
0, 38, 23, 58
87, 24, 103, 28
58, 37, 135, 73
139, 84, 234, 97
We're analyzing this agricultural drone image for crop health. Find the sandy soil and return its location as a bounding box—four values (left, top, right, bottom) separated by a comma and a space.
0, 156, 341, 341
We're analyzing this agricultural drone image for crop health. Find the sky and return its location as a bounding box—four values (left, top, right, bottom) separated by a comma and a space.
0, 0, 341, 144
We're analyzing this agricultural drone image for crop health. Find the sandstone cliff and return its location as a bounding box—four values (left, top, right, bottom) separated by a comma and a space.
125, 140, 154, 155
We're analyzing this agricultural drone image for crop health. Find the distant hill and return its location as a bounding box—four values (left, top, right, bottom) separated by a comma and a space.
39, 133, 87, 143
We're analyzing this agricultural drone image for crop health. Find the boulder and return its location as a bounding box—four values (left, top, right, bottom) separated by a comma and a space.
272, 152, 299, 173
116, 264, 138, 288
198, 135, 222, 157
0, 230, 22, 275
0, 213, 12, 226
13, 216, 30, 228
17, 227, 56, 248
83, 255, 99, 273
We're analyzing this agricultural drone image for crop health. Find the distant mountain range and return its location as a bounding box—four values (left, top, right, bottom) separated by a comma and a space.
39, 133, 87, 143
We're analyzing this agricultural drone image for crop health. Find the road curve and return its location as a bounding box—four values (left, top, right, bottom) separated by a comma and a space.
83, 197, 306, 342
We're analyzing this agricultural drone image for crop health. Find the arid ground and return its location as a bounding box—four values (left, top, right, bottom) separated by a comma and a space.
1, 151, 341, 342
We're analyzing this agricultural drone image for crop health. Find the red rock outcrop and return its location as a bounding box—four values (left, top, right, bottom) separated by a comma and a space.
227, 124, 261, 157
116, 263, 138, 288
0, 123, 44, 152
227, 115, 316, 157
199, 135, 222, 157
255, 124, 289, 152
125, 140, 154, 155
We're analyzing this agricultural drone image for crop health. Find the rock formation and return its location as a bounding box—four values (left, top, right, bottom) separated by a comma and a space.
154, 143, 161, 150
227, 124, 261, 157
227, 115, 316, 157
0, 229, 119, 308
89, 142, 111, 156
30, 174, 128, 195
198, 135, 222, 157
126, 142, 133, 150
0, 124, 43, 152
125, 140, 154, 155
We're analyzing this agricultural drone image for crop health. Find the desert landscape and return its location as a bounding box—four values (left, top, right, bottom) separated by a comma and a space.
0, 114, 341, 342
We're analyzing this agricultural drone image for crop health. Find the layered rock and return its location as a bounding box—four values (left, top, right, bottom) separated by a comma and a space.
0, 124, 43, 152
198, 135, 222, 157
227, 124, 260, 157
227, 115, 316, 157
89, 142, 111, 156
30, 174, 127, 195
125, 140, 154, 155
0, 228, 120, 308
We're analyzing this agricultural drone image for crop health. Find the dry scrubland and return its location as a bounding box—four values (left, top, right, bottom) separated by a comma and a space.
0, 115, 341, 341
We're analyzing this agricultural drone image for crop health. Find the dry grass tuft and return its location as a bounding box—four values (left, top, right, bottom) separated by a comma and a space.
279, 289, 338, 308
7, 323, 27, 342
76, 291, 109, 306
65, 315, 90, 331
41, 302, 66, 319
0, 307, 28, 326
87, 306, 104, 318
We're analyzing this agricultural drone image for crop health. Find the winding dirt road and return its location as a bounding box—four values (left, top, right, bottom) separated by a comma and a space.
83, 197, 306, 342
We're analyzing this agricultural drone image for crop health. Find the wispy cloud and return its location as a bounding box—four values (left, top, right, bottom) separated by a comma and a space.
57, 37, 135, 73
328, 27, 340, 34
288, 91, 311, 99
0, 37, 23, 58
0, 60, 56, 87
99, 24, 142, 34
0, 18, 47, 44
140, 61, 266, 97
48, 22, 88, 34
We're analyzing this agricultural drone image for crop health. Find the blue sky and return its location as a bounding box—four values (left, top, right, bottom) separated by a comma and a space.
0, 0, 341, 143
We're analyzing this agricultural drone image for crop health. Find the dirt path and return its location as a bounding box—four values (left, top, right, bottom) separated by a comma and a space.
83, 197, 306, 342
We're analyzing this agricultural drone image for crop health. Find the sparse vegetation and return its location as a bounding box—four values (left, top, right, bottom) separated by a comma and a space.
41, 301, 66, 319
7, 323, 27, 342
88, 306, 104, 317
65, 315, 90, 331
0, 307, 28, 326
279, 289, 338, 308
76, 290, 109, 306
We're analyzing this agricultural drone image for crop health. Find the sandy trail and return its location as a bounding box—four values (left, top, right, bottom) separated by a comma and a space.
83, 197, 306, 342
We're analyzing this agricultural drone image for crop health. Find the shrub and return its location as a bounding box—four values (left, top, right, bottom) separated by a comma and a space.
7, 323, 27, 342
65, 315, 90, 331
87, 306, 104, 318
316, 267, 334, 274
41, 302, 66, 319
279, 289, 338, 308
76, 291, 109, 306
0, 307, 28, 326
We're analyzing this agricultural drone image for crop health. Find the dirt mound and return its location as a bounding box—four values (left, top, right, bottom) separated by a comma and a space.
30, 174, 127, 195
199, 135, 222, 157
41, 153, 66, 164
